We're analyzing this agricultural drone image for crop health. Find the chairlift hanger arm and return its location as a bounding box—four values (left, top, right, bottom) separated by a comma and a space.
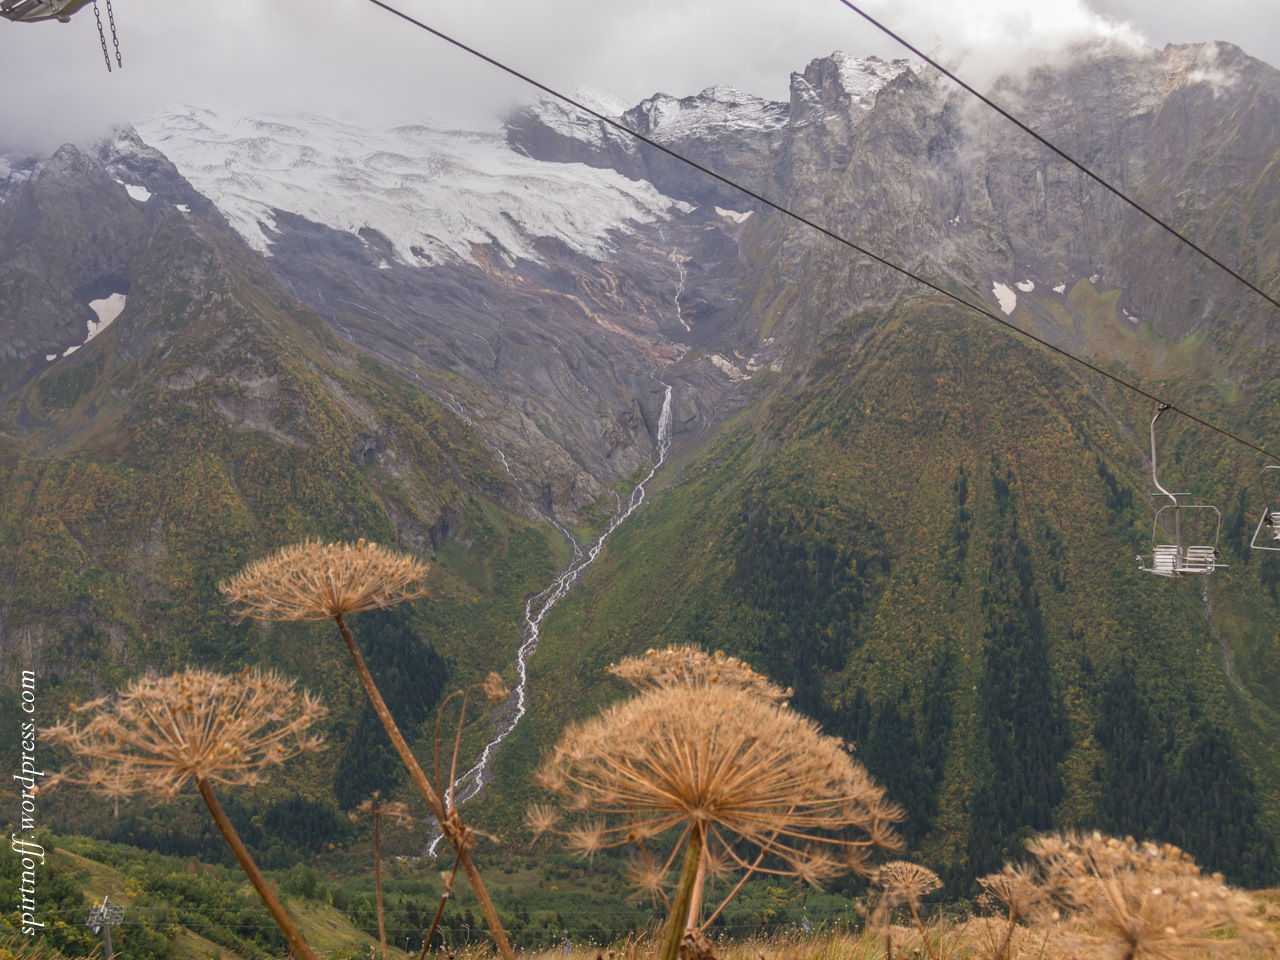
1150, 403, 1176, 506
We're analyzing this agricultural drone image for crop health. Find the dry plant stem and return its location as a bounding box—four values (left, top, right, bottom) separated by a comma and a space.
685, 845, 707, 934
197, 778, 317, 960
374, 807, 387, 960
994, 911, 1017, 960
449, 688, 473, 799
419, 859, 462, 960
333, 613, 514, 960
907, 900, 938, 960
661, 823, 705, 960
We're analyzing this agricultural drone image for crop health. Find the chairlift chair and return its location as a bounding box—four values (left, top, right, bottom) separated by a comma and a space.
1249, 464, 1280, 552
0, 0, 91, 22
1136, 404, 1226, 578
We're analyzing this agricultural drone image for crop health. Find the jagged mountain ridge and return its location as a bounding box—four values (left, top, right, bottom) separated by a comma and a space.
511, 42, 1280, 363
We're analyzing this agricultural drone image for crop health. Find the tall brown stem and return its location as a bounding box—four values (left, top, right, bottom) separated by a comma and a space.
907, 900, 938, 960
661, 823, 705, 960
685, 843, 707, 934
418, 858, 462, 960
374, 808, 387, 960
197, 778, 317, 960
994, 910, 1018, 960
334, 613, 514, 960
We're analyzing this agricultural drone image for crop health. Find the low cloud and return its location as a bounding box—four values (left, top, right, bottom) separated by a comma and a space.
0, 0, 1271, 158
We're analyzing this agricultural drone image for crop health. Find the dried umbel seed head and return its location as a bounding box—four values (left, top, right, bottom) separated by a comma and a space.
1025, 831, 1277, 958
525, 804, 559, 838
978, 866, 1057, 923
875, 861, 942, 908
534, 681, 902, 889
608, 646, 792, 703
351, 794, 415, 830
220, 539, 429, 622
42, 668, 326, 801
482, 672, 510, 706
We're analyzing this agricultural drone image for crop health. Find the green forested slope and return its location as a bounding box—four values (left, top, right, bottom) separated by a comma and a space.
0, 222, 560, 868
497, 296, 1280, 888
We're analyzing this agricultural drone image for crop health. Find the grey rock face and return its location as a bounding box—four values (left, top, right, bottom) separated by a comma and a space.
0, 145, 148, 384
508, 84, 789, 209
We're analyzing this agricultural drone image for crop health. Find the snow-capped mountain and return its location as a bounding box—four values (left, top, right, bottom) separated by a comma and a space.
133, 108, 686, 268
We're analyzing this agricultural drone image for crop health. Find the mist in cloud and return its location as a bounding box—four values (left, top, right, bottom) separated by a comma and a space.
0, 0, 1274, 157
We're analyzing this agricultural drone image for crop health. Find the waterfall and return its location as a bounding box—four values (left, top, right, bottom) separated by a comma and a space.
425, 384, 674, 854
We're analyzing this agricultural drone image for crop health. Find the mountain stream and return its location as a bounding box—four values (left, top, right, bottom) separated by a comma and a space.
424, 384, 674, 855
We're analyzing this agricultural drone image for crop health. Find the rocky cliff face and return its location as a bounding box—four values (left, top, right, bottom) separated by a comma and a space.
510, 42, 1280, 369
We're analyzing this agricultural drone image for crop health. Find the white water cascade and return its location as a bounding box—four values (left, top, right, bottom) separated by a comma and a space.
425, 384, 674, 855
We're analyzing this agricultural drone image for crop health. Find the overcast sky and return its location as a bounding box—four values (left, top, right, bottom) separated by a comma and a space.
1, 0, 1277, 154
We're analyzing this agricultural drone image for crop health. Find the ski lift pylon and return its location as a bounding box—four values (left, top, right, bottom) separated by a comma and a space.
1137, 404, 1226, 578
1249, 464, 1280, 552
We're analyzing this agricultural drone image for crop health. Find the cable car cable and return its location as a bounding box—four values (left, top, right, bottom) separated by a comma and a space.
833, 0, 1280, 318
361, 0, 1279, 463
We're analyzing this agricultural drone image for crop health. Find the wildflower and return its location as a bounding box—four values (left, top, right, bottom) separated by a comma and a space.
43, 669, 324, 960
978, 864, 1056, 960
222, 540, 515, 960
533, 653, 902, 960
873, 861, 942, 960
1026, 831, 1276, 959
482, 671, 510, 706
350, 792, 415, 960
608, 645, 791, 702
220, 538, 429, 622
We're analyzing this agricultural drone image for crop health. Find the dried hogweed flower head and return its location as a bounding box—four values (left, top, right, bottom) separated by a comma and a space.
42, 668, 327, 960
43, 667, 325, 800
220, 539, 429, 622
534, 681, 902, 883
482, 672, 510, 706
608, 646, 792, 703
872, 861, 942, 960
979, 865, 1057, 924
1027, 831, 1276, 959
535, 648, 901, 960
875, 861, 942, 909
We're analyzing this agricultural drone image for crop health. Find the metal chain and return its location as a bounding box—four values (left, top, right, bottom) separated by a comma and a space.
91, 0, 112, 72
104, 0, 121, 68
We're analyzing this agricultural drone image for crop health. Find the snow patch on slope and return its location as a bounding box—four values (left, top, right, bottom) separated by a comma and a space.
136, 108, 685, 267
87, 293, 126, 340
992, 282, 1017, 315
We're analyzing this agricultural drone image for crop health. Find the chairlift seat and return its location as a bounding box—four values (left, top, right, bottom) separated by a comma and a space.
1182, 545, 1219, 573
1152, 544, 1180, 576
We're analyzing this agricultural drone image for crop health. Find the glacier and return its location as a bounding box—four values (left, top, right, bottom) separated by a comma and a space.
133, 107, 688, 268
